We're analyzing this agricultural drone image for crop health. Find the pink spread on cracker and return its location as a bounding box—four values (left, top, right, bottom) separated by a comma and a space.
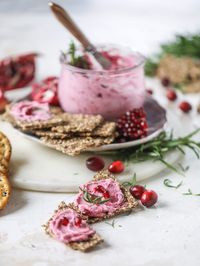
49, 209, 95, 244
10, 101, 51, 121
75, 178, 125, 218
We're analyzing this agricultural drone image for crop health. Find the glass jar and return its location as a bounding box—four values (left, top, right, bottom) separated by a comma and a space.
58, 44, 146, 120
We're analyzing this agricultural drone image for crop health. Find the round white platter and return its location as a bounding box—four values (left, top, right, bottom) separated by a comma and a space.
0, 119, 181, 193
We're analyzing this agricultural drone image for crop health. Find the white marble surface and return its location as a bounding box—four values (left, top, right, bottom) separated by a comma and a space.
0, 1, 200, 265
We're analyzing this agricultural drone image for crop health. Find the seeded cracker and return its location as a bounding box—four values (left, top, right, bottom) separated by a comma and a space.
40, 136, 115, 156
78, 170, 139, 224
4, 104, 66, 131
79, 121, 116, 137
44, 201, 103, 252
33, 130, 70, 139
0, 172, 11, 210
52, 114, 103, 133
0, 132, 12, 174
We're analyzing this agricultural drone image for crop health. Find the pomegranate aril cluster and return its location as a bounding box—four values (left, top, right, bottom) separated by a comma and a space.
117, 108, 148, 141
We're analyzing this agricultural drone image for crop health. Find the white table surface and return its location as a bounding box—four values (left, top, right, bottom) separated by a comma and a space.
0, 1, 200, 265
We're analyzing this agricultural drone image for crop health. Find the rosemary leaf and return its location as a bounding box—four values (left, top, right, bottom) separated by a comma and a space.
183, 189, 200, 196
163, 179, 183, 189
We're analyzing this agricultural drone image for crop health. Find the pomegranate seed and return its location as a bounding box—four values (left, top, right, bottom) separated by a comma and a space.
108, 160, 124, 174
94, 185, 110, 198
86, 156, 105, 172
161, 78, 170, 87
130, 185, 146, 200
74, 217, 82, 227
179, 101, 192, 113
60, 217, 69, 226
116, 107, 148, 141
166, 89, 177, 101
141, 190, 158, 207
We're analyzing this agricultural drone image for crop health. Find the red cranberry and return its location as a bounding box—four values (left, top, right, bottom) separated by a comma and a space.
74, 217, 82, 227
86, 156, 105, 172
60, 217, 69, 226
130, 185, 146, 200
141, 190, 158, 207
108, 160, 124, 174
179, 101, 192, 113
161, 78, 170, 87
166, 89, 177, 101
146, 89, 153, 95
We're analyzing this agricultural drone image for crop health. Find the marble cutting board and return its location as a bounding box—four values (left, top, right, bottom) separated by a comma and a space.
0, 119, 181, 193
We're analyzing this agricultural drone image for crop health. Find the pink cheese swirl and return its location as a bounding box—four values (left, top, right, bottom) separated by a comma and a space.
75, 178, 125, 218
49, 209, 95, 244
10, 100, 51, 121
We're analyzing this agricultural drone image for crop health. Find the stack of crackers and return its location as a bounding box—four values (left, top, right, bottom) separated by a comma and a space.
4, 104, 116, 156
0, 132, 11, 210
44, 170, 138, 252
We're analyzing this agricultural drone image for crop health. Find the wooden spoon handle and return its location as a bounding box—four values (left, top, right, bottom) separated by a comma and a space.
49, 2, 94, 50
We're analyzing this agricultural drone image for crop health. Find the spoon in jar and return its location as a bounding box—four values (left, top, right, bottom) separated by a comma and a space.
48, 2, 112, 70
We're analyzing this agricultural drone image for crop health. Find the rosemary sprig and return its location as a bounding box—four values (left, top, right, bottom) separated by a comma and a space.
104, 219, 122, 228
80, 187, 110, 204
68, 41, 90, 69
183, 189, 200, 196
163, 179, 183, 189
102, 129, 200, 174
145, 33, 200, 76
178, 163, 190, 172
122, 173, 137, 187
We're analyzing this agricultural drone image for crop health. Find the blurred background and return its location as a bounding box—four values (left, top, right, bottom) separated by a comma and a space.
0, 0, 199, 77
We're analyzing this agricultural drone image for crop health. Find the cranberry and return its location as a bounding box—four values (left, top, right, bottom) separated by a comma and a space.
166, 89, 177, 101
60, 217, 69, 226
161, 78, 170, 87
141, 190, 158, 207
146, 89, 153, 95
130, 185, 146, 200
108, 160, 124, 174
179, 101, 192, 113
86, 156, 105, 172
74, 217, 82, 227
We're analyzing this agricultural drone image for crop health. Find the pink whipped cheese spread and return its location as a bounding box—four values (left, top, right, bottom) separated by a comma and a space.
10, 101, 51, 121
75, 178, 125, 218
49, 209, 95, 244
59, 46, 145, 119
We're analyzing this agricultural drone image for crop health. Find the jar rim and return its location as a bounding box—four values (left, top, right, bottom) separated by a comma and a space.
60, 44, 146, 75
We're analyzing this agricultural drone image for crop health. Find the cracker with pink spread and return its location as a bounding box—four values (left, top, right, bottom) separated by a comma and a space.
74, 170, 138, 223
44, 202, 103, 252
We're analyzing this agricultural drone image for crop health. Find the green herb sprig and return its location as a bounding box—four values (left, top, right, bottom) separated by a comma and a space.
145, 33, 200, 76
163, 179, 183, 189
80, 187, 110, 205
68, 41, 90, 69
102, 129, 200, 174
183, 189, 200, 196
122, 173, 137, 187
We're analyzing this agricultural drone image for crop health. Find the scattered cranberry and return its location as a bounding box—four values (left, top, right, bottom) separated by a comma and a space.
166, 89, 177, 101
108, 160, 124, 174
140, 190, 158, 207
60, 217, 69, 226
117, 108, 148, 141
86, 156, 105, 172
161, 78, 170, 87
179, 101, 192, 113
130, 185, 146, 200
74, 217, 82, 227
146, 89, 153, 95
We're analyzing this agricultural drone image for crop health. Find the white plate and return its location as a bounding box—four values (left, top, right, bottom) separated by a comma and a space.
17, 96, 167, 151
